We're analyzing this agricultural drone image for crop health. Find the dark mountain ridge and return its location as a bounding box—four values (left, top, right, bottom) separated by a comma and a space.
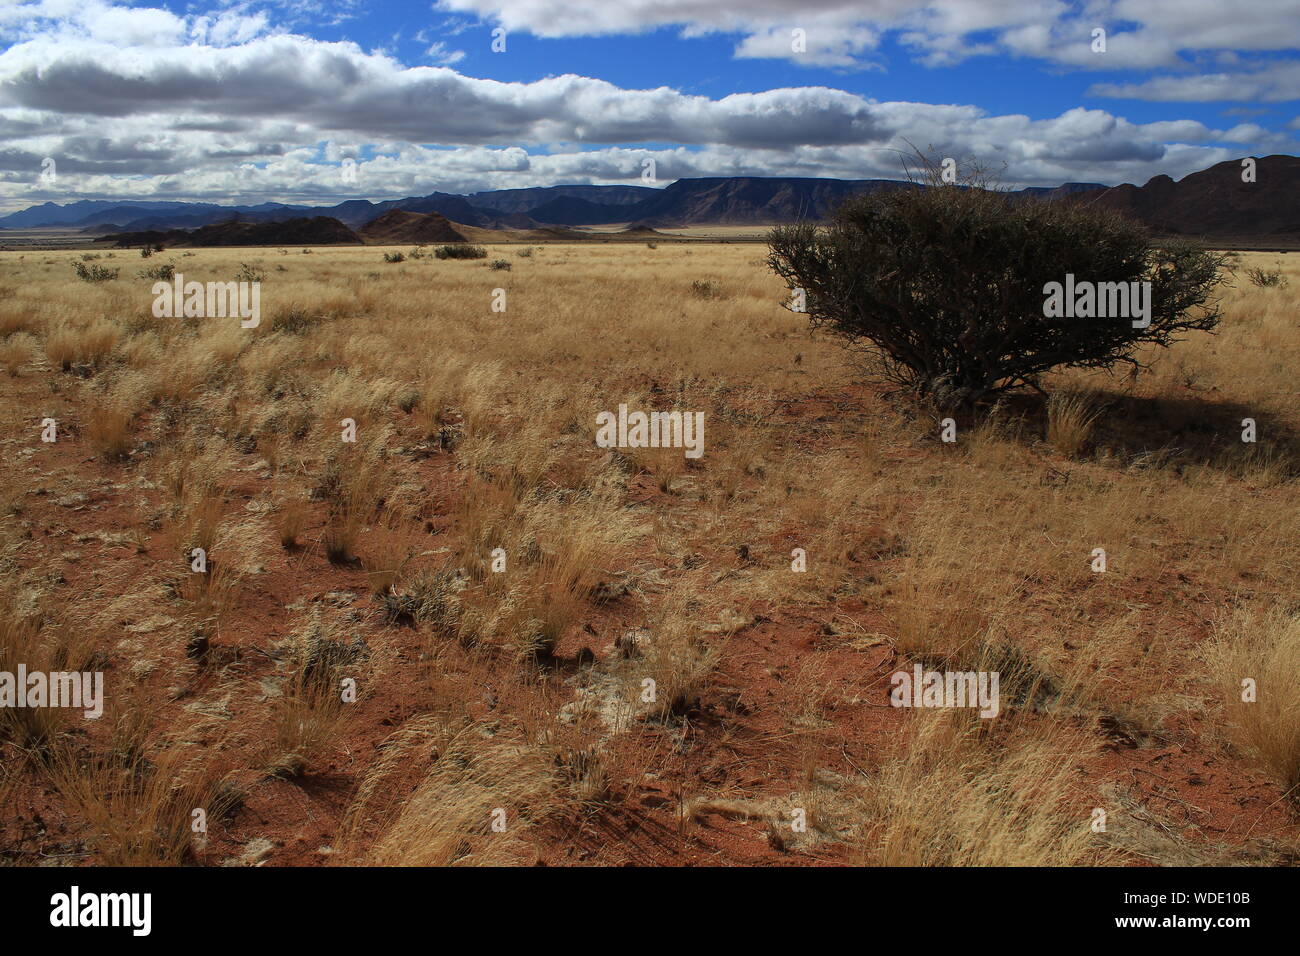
103, 216, 360, 248
1066, 155, 1300, 236
14, 155, 1298, 238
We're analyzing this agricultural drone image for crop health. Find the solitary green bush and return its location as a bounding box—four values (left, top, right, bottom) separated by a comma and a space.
138, 263, 175, 280
234, 263, 265, 283
767, 156, 1229, 409
1245, 266, 1286, 288
73, 261, 119, 282
434, 244, 487, 260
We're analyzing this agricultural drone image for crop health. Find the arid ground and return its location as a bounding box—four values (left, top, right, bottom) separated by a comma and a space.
1, 242, 1297, 866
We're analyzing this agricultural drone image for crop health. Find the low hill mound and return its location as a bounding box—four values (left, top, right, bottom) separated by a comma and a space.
358, 209, 468, 244
102, 216, 360, 247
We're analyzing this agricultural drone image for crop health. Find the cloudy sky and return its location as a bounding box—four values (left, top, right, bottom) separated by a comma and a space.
0, 0, 1297, 212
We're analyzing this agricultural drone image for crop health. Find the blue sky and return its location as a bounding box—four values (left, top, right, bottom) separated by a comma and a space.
360, 5, 1293, 130
0, 0, 1296, 210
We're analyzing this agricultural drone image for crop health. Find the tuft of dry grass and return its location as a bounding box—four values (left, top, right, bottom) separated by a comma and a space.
84, 404, 134, 461
890, 507, 1021, 666
512, 490, 642, 658
266, 677, 350, 780
413, 361, 464, 438
0, 334, 33, 376
0, 303, 32, 337
1204, 604, 1300, 796
265, 612, 362, 777
1046, 390, 1103, 457
631, 444, 686, 493
79, 320, 121, 368
275, 492, 309, 549
634, 588, 723, 720
0, 605, 69, 751
168, 479, 228, 557
338, 716, 557, 866
43, 323, 79, 371
311, 428, 396, 564
854, 710, 1109, 866
48, 721, 243, 865
42, 319, 120, 372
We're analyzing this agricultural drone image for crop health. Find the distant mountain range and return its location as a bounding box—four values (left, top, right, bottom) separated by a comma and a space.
1070, 155, 1300, 237
3, 155, 1295, 238
0, 177, 1102, 233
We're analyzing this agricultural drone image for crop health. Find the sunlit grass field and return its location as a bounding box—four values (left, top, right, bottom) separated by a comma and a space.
1, 242, 1296, 866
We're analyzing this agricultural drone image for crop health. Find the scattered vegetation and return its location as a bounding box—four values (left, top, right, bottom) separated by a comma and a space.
689, 279, 723, 299
434, 244, 487, 260
139, 262, 176, 280
1246, 266, 1287, 288
72, 261, 119, 283
1, 241, 1294, 869
234, 262, 265, 283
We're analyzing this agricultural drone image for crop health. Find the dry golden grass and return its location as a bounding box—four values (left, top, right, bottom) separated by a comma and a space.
266, 673, 351, 779
853, 710, 1110, 866
0, 573, 108, 752
1046, 390, 1103, 457
0, 302, 32, 337
513, 489, 642, 657
0, 608, 70, 751
1204, 604, 1300, 796
83, 404, 133, 460
0, 334, 32, 376
264, 610, 364, 777
634, 587, 725, 720
42, 323, 79, 371
48, 720, 242, 865
315, 430, 393, 563
413, 360, 464, 438
1, 242, 1297, 867
337, 715, 556, 865
275, 491, 309, 549
78, 319, 121, 367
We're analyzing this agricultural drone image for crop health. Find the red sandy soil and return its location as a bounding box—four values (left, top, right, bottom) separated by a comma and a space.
2, 368, 1294, 867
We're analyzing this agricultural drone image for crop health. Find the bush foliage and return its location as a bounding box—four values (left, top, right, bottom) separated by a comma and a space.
434, 244, 487, 260
767, 157, 1229, 409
